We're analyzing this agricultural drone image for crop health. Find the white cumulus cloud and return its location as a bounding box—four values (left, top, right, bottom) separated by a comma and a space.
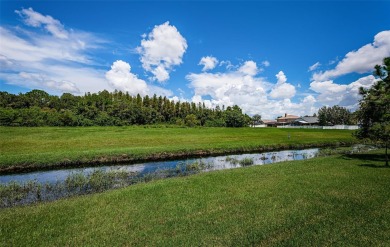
105, 60, 148, 96
238, 61, 259, 76
269, 71, 296, 99
199, 56, 218, 71
187, 60, 315, 119
137, 21, 187, 82
310, 80, 347, 105
105, 60, 173, 97
310, 75, 377, 110
313, 30, 390, 81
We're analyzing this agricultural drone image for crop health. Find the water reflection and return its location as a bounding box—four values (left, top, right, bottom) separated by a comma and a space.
0, 148, 319, 185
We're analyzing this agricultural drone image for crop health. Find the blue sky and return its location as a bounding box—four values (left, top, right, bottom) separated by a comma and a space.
1, 1, 389, 119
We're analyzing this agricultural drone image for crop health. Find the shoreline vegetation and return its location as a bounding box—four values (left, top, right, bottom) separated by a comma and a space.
1, 150, 389, 245
0, 127, 357, 174
0, 146, 374, 208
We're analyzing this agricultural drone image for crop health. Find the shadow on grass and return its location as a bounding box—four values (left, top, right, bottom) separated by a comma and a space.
343, 153, 389, 168
358, 163, 389, 168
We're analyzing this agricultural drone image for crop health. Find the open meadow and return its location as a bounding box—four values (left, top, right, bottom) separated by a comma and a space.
1, 150, 389, 246
0, 126, 356, 172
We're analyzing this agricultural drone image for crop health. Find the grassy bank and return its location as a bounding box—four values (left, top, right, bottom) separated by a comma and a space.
1, 151, 389, 246
0, 126, 356, 172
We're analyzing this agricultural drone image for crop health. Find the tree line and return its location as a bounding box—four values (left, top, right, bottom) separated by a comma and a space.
0, 90, 251, 127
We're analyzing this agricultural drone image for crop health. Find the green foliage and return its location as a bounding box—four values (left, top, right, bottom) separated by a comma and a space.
0, 90, 249, 127
318, 105, 354, 126
184, 114, 199, 127
251, 114, 262, 126
204, 118, 226, 127
225, 105, 248, 127
239, 157, 254, 166
355, 57, 390, 166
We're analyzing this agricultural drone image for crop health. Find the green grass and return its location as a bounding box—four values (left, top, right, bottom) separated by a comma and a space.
1, 151, 389, 246
0, 126, 356, 171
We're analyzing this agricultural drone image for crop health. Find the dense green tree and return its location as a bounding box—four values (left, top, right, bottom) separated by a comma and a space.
251, 114, 262, 127
318, 105, 354, 126
355, 57, 390, 166
225, 105, 248, 127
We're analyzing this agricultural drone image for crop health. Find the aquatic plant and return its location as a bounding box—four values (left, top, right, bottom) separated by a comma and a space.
239, 158, 254, 166
0, 169, 139, 208
225, 156, 239, 165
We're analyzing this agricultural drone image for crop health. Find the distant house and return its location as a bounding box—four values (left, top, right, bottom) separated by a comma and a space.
276, 114, 299, 125
292, 116, 319, 126
262, 120, 278, 127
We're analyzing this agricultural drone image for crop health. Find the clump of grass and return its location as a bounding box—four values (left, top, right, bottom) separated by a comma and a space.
239, 158, 254, 166
186, 162, 203, 172
226, 156, 239, 165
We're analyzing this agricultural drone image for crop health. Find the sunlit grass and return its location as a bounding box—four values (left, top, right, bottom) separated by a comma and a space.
0, 126, 356, 171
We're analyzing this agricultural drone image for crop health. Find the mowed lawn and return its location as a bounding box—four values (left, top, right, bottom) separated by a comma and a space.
1, 151, 389, 246
0, 126, 355, 169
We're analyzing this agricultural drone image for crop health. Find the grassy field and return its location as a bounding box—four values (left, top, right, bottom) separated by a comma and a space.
1, 151, 389, 246
0, 126, 356, 172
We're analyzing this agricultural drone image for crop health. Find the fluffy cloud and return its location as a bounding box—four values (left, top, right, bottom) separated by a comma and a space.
269, 71, 296, 99
0, 8, 109, 94
308, 62, 321, 71
313, 30, 390, 81
187, 60, 315, 119
105, 60, 173, 97
137, 22, 187, 82
310, 80, 348, 105
105, 60, 148, 95
310, 75, 377, 110
199, 56, 218, 71
238, 61, 258, 76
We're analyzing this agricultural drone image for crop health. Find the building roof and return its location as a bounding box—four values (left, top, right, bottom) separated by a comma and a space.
277, 114, 299, 120
262, 119, 277, 124
294, 116, 319, 124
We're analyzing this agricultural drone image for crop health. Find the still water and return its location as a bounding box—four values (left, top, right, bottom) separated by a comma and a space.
0, 148, 319, 185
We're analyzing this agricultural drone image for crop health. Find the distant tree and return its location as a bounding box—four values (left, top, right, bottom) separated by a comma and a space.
354, 57, 390, 166
318, 105, 353, 126
25, 90, 50, 108
251, 114, 262, 127
225, 105, 247, 127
